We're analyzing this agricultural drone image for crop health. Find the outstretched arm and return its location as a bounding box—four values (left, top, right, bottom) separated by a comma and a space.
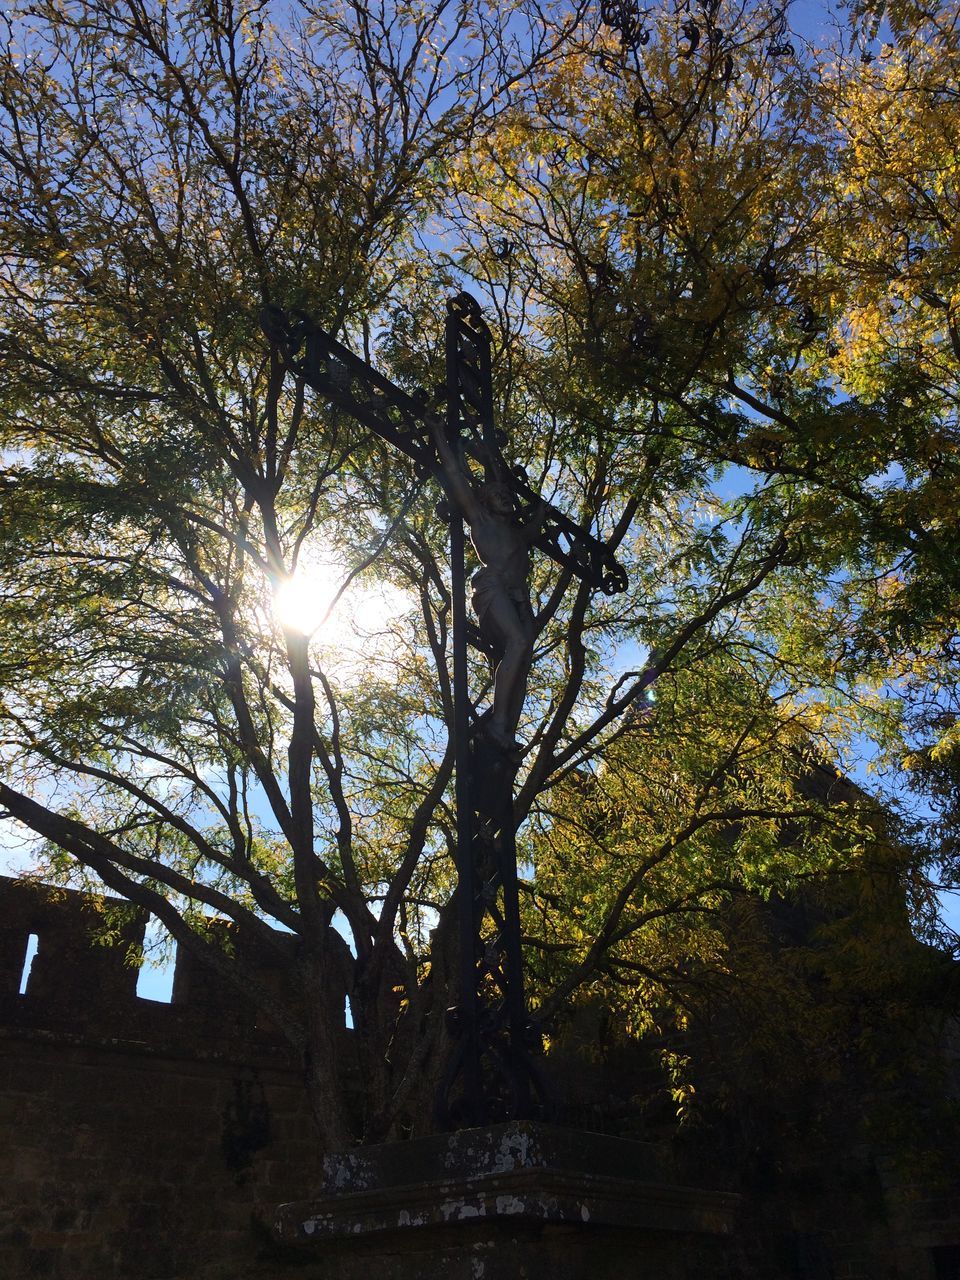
429, 417, 480, 522
522, 498, 549, 543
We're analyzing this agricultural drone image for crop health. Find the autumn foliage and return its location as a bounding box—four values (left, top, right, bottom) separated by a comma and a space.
0, 0, 957, 1142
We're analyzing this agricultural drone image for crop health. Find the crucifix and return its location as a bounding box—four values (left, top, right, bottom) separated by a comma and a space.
260, 293, 627, 1127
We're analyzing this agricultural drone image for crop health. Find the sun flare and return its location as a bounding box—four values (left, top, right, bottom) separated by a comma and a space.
271, 557, 410, 677
272, 564, 340, 637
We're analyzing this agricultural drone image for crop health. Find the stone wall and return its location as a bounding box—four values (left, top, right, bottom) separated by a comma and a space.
662, 882, 960, 1280
0, 876, 330, 1279
2, 873, 959, 1280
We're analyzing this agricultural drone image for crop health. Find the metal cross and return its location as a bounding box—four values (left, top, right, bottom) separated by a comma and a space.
261, 294, 627, 1127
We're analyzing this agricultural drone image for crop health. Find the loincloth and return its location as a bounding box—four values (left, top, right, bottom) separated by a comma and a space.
471, 567, 528, 620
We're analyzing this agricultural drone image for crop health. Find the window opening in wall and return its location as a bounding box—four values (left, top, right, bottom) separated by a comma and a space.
18, 932, 39, 995
345, 994, 354, 1029
135, 916, 176, 1003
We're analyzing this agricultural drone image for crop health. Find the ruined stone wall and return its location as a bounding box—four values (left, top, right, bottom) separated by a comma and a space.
2, 873, 959, 1280
0, 876, 331, 1280
661, 886, 960, 1280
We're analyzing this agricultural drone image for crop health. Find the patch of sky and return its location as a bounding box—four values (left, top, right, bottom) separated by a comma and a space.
711, 462, 760, 505
1, 444, 37, 467
332, 909, 357, 958
864, 460, 907, 492
938, 890, 960, 944
18, 933, 39, 995
0, 821, 45, 878
788, 0, 839, 44
135, 916, 176, 1003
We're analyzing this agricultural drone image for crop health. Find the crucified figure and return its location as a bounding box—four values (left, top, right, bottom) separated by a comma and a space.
431, 421, 545, 754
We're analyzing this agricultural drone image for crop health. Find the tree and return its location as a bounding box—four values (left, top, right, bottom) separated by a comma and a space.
813, 0, 960, 949
0, 0, 944, 1149
450, 0, 960, 937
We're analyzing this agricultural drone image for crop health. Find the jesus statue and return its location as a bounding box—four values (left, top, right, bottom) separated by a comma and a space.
430, 420, 545, 755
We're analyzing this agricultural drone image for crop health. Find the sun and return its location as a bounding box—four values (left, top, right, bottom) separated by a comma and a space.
271, 555, 410, 677
272, 562, 340, 637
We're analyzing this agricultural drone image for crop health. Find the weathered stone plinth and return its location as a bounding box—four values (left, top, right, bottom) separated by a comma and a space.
271, 1123, 740, 1279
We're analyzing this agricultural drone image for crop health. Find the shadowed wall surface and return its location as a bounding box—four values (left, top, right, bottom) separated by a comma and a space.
2, 874, 959, 1280
0, 877, 328, 1279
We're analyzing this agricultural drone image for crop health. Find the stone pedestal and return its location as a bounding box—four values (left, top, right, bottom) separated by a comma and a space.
270, 1123, 740, 1279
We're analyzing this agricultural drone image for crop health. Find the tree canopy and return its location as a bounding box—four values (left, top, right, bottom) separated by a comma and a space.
0, 0, 957, 1144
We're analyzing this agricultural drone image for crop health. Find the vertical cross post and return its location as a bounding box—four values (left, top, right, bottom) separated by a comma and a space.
445, 307, 483, 1124
438, 296, 540, 1127
258, 296, 627, 1129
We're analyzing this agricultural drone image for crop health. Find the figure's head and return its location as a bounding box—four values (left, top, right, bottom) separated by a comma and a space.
481, 480, 514, 516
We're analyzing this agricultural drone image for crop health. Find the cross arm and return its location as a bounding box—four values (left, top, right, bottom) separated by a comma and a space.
514, 477, 628, 596
260, 304, 442, 481
260, 306, 628, 596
